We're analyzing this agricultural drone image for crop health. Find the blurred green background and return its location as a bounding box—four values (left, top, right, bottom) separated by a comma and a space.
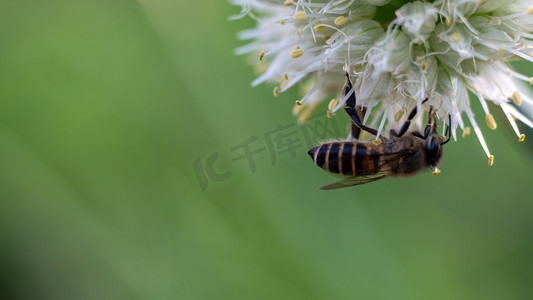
1, 0, 533, 299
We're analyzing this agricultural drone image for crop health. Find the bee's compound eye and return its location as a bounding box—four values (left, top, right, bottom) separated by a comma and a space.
426, 135, 440, 159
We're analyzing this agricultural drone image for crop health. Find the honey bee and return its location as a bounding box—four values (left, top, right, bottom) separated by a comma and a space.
308, 74, 451, 190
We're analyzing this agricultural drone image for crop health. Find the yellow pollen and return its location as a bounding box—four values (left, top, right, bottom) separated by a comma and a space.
284, 0, 294, 6
273, 86, 280, 97
283, 73, 289, 80
488, 155, 494, 166
327, 111, 334, 118
485, 114, 497, 130
334, 16, 348, 26
314, 24, 326, 32
432, 168, 441, 176
445, 18, 452, 26
293, 11, 307, 20
421, 61, 427, 71
258, 51, 265, 61
290, 47, 303, 58
528, 6, 533, 15
394, 110, 404, 122
530, 77, 533, 85
295, 100, 302, 106
462, 126, 471, 138
328, 98, 339, 111
292, 103, 305, 116
280, 19, 286, 25
512, 91, 522, 106
372, 139, 382, 146
519, 134, 526, 142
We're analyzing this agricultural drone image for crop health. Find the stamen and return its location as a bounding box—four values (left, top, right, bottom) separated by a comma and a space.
519, 134, 526, 142
293, 11, 307, 20
467, 110, 491, 159
284, 73, 289, 80
284, 0, 294, 6
273, 86, 280, 97
295, 100, 302, 105
432, 168, 440, 176
328, 98, 339, 111
485, 114, 497, 130
462, 127, 471, 138
327, 111, 334, 118
488, 155, 494, 166
421, 61, 427, 71
314, 24, 326, 32
528, 6, 533, 15
258, 50, 265, 61
280, 19, 285, 25
512, 91, 522, 106
334, 16, 348, 26
530, 77, 533, 86
394, 110, 404, 122
372, 139, 382, 146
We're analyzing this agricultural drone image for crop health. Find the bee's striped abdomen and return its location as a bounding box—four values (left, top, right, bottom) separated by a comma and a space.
308, 142, 381, 176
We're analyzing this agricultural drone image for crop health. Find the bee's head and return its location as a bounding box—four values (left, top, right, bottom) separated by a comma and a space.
425, 131, 443, 167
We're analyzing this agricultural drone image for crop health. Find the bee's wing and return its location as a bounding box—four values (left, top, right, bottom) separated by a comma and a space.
318, 173, 389, 190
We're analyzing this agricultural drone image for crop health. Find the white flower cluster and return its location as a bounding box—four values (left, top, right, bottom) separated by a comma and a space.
232, 0, 533, 164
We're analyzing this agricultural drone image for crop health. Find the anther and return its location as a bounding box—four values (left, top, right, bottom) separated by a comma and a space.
280, 19, 286, 25
485, 114, 497, 130
273, 86, 280, 97
295, 100, 302, 105
530, 77, 533, 85
519, 134, 526, 142
328, 98, 339, 111
528, 6, 533, 15
314, 24, 326, 32
462, 126, 471, 138
284, 0, 294, 6
372, 139, 382, 146
327, 111, 334, 118
394, 110, 404, 122
512, 91, 523, 106
290, 47, 303, 58
323, 35, 331, 41
293, 11, 307, 20
432, 168, 441, 176
421, 61, 427, 71
284, 73, 289, 80
296, 28, 302, 35
334, 16, 348, 26
258, 51, 265, 61
488, 155, 494, 166
445, 18, 452, 26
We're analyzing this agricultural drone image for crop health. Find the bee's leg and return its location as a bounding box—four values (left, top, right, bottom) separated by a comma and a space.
350, 107, 366, 140
344, 73, 379, 137
391, 98, 429, 138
